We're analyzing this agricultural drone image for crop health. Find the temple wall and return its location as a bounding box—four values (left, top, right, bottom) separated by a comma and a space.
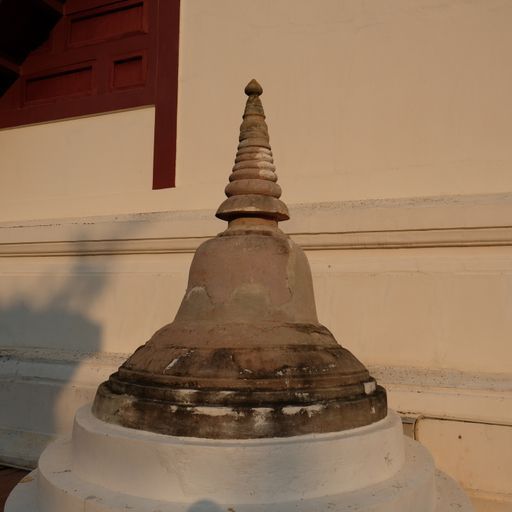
1, 0, 512, 221
0, 0, 512, 510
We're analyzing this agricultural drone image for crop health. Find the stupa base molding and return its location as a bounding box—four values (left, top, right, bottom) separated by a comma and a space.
6, 406, 472, 512
94, 378, 388, 439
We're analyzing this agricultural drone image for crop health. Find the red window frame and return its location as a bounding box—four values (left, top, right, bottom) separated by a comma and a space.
0, 0, 180, 189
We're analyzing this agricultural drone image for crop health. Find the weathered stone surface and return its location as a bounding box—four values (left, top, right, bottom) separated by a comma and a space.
92, 80, 387, 438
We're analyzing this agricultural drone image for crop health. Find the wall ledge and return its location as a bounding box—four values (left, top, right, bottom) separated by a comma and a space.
1, 192, 512, 255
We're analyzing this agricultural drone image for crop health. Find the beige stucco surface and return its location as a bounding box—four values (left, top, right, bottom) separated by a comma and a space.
1, 0, 512, 221
2, 241, 511, 373
0, 108, 157, 222
416, 418, 512, 501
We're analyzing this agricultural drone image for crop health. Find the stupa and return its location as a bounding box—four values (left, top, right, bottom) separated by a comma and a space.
6, 80, 473, 512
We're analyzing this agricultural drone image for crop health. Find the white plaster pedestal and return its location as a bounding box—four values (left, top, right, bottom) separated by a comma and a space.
6, 405, 472, 512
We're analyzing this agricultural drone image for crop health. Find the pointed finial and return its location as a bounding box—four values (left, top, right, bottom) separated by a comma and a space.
216, 80, 289, 224
244, 79, 263, 96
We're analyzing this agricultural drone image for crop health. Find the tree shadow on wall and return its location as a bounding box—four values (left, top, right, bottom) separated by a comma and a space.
0, 238, 106, 468
0, 262, 103, 352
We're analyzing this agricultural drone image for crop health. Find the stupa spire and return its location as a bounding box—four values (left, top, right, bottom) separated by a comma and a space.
91, 80, 387, 440
216, 79, 289, 223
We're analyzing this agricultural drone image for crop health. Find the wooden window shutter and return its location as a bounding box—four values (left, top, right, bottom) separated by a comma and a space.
0, 0, 180, 189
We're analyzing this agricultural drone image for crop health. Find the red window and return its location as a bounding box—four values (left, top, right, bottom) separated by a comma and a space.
0, 0, 180, 189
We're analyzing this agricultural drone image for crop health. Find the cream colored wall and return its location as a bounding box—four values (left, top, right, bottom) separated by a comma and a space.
1, 0, 512, 221
1, 0, 512, 510
179, 0, 512, 204
2, 196, 511, 373
0, 108, 157, 222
